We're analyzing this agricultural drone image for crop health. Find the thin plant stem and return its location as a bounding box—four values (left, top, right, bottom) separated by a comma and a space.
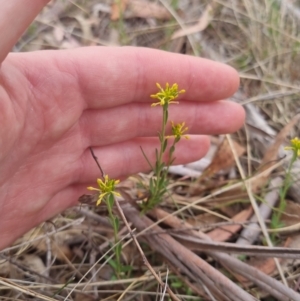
152, 104, 168, 197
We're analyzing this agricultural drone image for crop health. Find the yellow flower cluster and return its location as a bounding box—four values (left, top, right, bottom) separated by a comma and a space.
150, 83, 185, 106
87, 175, 120, 206
284, 137, 300, 157
168, 121, 189, 140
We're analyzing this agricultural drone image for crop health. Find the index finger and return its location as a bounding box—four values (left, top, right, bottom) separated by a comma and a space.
15, 46, 239, 109
74, 46, 240, 108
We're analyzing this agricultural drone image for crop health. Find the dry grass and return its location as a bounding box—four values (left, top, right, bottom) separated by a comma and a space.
2, 0, 300, 300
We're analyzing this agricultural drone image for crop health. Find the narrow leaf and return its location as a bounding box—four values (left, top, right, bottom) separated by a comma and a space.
163, 139, 168, 152
140, 146, 154, 170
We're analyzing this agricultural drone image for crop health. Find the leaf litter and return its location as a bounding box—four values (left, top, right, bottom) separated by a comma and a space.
3, 0, 300, 300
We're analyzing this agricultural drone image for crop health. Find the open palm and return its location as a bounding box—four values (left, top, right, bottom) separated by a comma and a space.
0, 1, 244, 250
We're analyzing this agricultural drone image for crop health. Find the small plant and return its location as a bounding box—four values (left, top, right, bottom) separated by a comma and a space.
88, 176, 124, 277
270, 137, 300, 240
87, 175, 120, 206
86, 149, 124, 278
140, 83, 188, 213
85, 83, 188, 277
169, 276, 194, 297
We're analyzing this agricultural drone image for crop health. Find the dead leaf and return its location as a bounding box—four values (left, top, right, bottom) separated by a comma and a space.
251, 113, 300, 192
207, 206, 253, 242
111, 0, 129, 21
124, 0, 171, 20
281, 200, 300, 227
19, 254, 46, 275
129, 0, 171, 20
261, 114, 300, 169
201, 137, 246, 178
187, 212, 222, 232
172, 4, 213, 39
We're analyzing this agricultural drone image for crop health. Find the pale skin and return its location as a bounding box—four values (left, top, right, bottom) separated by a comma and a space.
0, 0, 245, 250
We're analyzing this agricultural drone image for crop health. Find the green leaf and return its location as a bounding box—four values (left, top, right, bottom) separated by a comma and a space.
107, 258, 117, 269
121, 265, 133, 273
115, 243, 122, 256
155, 160, 160, 173
160, 161, 165, 169
109, 218, 115, 228
149, 178, 154, 192
169, 157, 176, 165
140, 146, 154, 170
163, 139, 168, 152
115, 217, 120, 231
171, 281, 183, 289
158, 176, 166, 187
158, 132, 163, 142
157, 190, 167, 198
108, 194, 115, 207
155, 148, 159, 161
170, 145, 175, 155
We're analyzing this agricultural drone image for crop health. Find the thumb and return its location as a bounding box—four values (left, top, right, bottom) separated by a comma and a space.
0, 0, 51, 63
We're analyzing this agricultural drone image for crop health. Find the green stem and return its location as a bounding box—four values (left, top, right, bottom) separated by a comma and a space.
152, 104, 168, 198
106, 194, 121, 276
272, 152, 297, 236
281, 152, 296, 197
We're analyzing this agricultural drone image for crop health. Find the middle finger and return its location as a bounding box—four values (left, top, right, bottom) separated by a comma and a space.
79, 100, 244, 148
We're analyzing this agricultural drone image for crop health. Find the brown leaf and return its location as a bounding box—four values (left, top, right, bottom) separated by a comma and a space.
251, 113, 300, 192
111, 0, 129, 21
201, 137, 245, 178
207, 206, 253, 242
187, 212, 222, 232
281, 200, 300, 227
126, 0, 171, 20
261, 113, 300, 169
19, 254, 46, 275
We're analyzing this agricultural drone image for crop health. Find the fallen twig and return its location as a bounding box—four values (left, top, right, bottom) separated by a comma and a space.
152, 208, 300, 301
122, 203, 257, 301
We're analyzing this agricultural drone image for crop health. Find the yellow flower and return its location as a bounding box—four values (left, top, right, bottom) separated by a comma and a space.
285, 137, 300, 157
151, 83, 185, 106
167, 121, 189, 141
87, 175, 120, 206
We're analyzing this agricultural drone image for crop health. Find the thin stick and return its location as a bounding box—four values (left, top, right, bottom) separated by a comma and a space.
89, 147, 105, 178
114, 198, 181, 301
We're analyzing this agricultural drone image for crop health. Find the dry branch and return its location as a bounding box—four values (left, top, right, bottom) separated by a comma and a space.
121, 203, 257, 301
151, 208, 300, 301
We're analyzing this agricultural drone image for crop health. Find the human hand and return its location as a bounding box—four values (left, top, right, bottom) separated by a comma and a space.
0, 0, 244, 250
